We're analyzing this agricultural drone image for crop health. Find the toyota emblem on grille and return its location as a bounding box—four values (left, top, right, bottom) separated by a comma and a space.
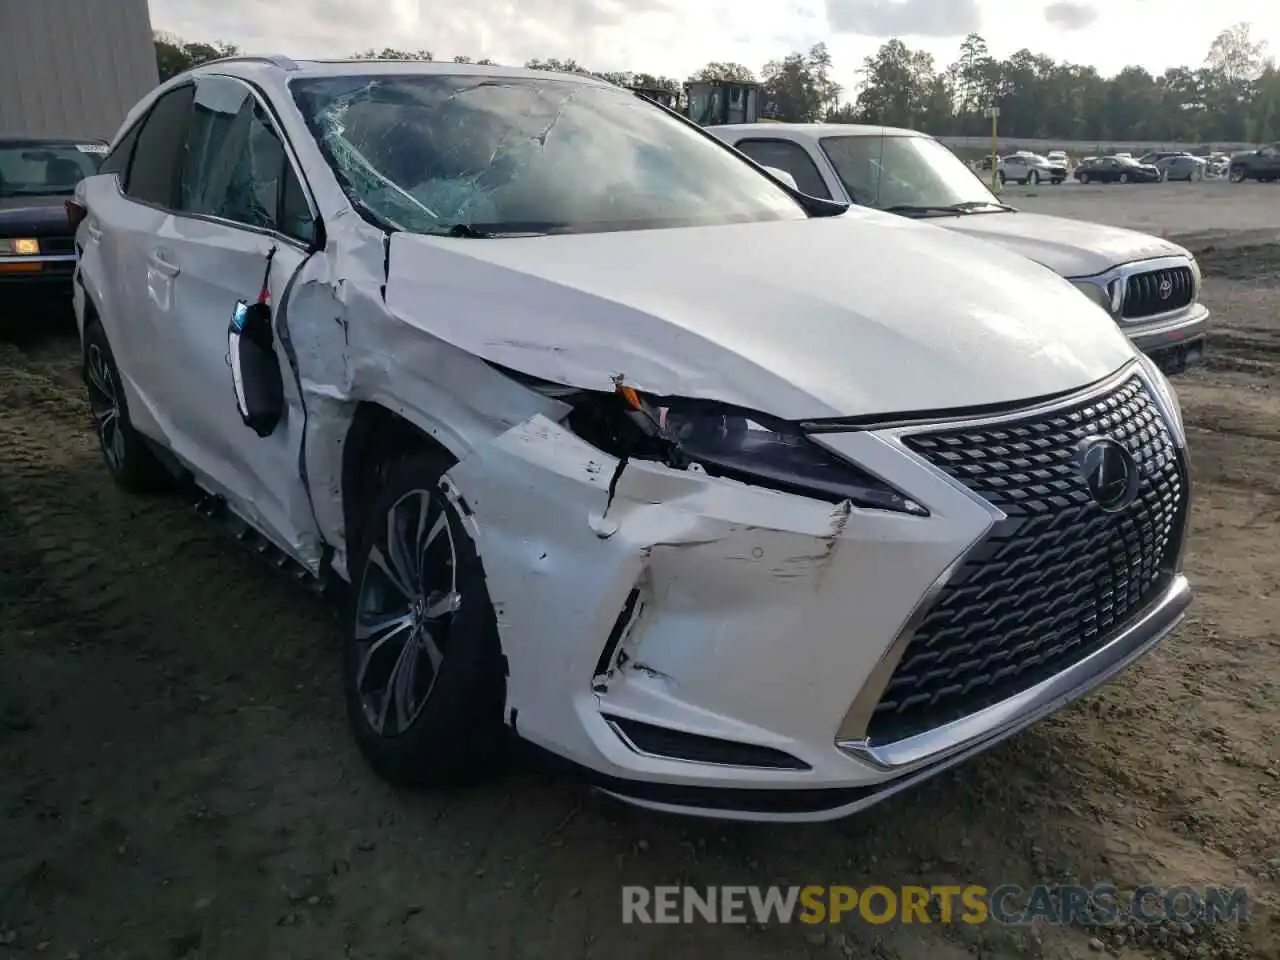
1158, 276, 1173, 299
1077, 437, 1140, 511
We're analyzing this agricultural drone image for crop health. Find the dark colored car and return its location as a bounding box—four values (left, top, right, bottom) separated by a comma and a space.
1073, 156, 1162, 184
0, 135, 106, 312
1228, 143, 1280, 182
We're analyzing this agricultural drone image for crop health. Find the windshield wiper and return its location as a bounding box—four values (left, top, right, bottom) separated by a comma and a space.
949, 200, 1017, 212
882, 201, 1015, 217
441, 223, 552, 239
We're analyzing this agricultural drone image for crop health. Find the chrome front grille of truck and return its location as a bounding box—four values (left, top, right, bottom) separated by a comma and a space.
1121, 265, 1196, 320
868, 375, 1188, 744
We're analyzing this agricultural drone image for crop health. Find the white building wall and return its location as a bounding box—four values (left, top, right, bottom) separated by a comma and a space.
0, 0, 159, 140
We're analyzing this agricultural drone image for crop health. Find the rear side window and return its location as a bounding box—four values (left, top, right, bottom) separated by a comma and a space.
99, 124, 141, 179
179, 75, 315, 243
733, 139, 832, 199
126, 85, 195, 206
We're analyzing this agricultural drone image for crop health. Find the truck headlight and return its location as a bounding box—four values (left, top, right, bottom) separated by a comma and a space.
0, 238, 40, 256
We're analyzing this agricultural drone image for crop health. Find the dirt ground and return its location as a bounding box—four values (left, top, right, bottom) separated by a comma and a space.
2, 193, 1278, 960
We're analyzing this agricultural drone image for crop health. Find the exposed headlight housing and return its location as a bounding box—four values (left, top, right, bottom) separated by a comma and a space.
567, 386, 928, 515
1071, 277, 1122, 316
0, 237, 40, 256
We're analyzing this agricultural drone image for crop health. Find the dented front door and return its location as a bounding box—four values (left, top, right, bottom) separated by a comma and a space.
142, 74, 322, 561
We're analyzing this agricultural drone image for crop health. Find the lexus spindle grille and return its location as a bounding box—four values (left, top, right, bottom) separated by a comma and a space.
868, 375, 1188, 743
1121, 266, 1195, 320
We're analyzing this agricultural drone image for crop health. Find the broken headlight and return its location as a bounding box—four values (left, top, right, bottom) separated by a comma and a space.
569, 387, 927, 515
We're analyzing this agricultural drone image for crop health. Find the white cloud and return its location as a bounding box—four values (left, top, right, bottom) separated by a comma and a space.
1043, 1, 1099, 31
148, 0, 1279, 96
825, 0, 983, 38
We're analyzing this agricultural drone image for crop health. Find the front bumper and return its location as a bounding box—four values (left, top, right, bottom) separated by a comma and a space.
447, 362, 1191, 822
1127, 303, 1208, 375
0, 253, 77, 304
1071, 256, 1209, 376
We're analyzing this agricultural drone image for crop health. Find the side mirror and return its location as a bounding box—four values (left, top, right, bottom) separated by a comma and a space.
761, 165, 799, 191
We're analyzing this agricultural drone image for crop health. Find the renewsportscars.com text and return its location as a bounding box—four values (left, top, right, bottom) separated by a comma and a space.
621, 884, 1250, 926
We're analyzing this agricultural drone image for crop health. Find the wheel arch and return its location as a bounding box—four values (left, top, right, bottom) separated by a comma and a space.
339, 401, 462, 561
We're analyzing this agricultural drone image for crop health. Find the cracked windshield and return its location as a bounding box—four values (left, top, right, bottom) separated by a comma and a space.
290, 75, 804, 235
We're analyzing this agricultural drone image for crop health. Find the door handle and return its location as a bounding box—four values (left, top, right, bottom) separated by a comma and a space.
148, 251, 180, 277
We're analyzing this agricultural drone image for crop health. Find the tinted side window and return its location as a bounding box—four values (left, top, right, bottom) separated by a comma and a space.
180, 76, 314, 242
99, 123, 141, 179
127, 85, 195, 206
734, 139, 832, 199
279, 166, 315, 244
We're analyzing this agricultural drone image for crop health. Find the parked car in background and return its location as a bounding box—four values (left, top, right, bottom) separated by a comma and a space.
1138, 151, 1190, 165
1046, 149, 1069, 167
0, 135, 106, 313
710, 123, 1208, 375
73, 59, 1194, 822
1228, 143, 1280, 182
1205, 153, 1230, 177
998, 152, 1066, 184
1156, 155, 1207, 181
1073, 156, 1162, 184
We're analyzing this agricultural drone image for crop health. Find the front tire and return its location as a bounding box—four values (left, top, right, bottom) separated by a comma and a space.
82, 321, 171, 493
1078, 172, 1090, 184
345, 452, 507, 788
1027, 170, 1040, 185
1229, 166, 1247, 183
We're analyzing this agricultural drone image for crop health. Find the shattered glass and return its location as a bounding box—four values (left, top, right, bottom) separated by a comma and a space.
182, 76, 288, 231
291, 74, 804, 236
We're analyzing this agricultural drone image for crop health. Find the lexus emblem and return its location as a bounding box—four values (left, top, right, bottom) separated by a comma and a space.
1158, 277, 1173, 300
1077, 437, 1140, 511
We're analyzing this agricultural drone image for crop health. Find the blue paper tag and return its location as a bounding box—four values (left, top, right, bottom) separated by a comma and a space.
231, 299, 249, 331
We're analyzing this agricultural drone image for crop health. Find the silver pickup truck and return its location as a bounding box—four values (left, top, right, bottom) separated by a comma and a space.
710, 122, 1208, 375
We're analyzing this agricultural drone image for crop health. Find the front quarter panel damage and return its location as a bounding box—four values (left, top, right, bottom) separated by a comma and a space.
446, 415, 992, 786
281, 212, 568, 577
288, 219, 991, 789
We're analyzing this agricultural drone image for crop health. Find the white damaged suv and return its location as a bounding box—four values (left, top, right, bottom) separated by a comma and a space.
711, 123, 1209, 376
71, 58, 1192, 821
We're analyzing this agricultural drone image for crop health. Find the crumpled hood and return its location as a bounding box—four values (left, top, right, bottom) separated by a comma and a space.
937, 210, 1190, 279
384, 210, 1138, 421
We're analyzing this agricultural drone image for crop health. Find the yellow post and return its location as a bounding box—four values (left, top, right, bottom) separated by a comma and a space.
988, 105, 1000, 193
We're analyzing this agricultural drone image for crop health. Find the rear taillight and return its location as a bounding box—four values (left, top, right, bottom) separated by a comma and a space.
65, 200, 88, 231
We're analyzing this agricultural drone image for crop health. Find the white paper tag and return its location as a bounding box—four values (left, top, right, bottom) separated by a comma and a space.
76, 143, 108, 154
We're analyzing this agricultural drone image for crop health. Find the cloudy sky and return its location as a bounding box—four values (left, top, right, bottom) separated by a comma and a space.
149, 0, 1278, 98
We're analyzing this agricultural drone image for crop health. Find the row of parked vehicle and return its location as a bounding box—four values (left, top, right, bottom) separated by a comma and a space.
4, 57, 1200, 823
977, 145, 1280, 184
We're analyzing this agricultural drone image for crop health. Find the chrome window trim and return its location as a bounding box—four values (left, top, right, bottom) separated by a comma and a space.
833, 359, 1191, 774
1070, 254, 1200, 325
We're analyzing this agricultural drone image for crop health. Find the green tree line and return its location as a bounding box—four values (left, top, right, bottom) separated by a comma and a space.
154, 22, 1277, 144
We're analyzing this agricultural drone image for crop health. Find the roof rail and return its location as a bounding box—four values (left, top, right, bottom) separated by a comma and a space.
201, 54, 300, 72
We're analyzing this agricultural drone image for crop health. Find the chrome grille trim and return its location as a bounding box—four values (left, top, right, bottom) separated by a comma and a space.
835, 362, 1191, 756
